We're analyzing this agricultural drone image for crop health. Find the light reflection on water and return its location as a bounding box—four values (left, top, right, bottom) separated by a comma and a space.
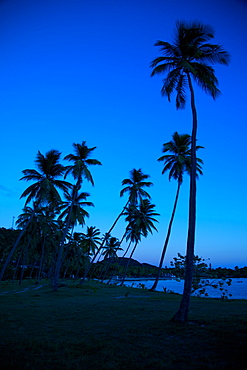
121, 278, 247, 299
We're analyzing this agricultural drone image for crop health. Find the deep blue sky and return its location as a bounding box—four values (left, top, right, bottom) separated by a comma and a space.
0, 0, 246, 268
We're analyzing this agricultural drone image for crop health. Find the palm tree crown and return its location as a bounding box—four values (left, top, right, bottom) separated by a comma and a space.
58, 187, 94, 228
81, 226, 101, 256
64, 141, 102, 187
125, 199, 159, 243
150, 20, 230, 108
102, 237, 121, 259
120, 168, 153, 206
158, 131, 203, 183
20, 149, 71, 207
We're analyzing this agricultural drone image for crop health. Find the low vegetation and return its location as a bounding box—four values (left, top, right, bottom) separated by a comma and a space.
1, 280, 246, 369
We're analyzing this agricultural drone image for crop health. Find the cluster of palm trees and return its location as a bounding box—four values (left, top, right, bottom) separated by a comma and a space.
0, 20, 229, 322
0, 132, 202, 293
0, 146, 161, 289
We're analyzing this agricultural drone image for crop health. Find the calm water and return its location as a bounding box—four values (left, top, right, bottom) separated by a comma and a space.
122, 278, 247, 299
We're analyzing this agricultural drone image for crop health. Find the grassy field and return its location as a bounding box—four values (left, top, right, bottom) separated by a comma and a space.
0, 279, 247, 369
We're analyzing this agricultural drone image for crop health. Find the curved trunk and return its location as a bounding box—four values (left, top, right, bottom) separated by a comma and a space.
121, 239, 132, 258
150, 181, 181, 291
172, 73, 197, 323
120, 241, 138, 286
107, 199, 129, 235
0, 209, 36, 281
81, 200, 129, 282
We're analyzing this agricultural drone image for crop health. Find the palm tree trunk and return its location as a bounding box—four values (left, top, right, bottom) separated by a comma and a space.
120, 241, 138, 286
38, 236, 46, 282
107, 200, 129, 236
172, 73, 197, 323
81, 246, 101, 282
53, 184, 79, 291
150, 181, 181, 291
121, 239, 132, 258
99, 233, 126, 282
63, 258, 71, 278
0, 210, 35, 281
12, 249, 22, 282
30, 257, 38, 279
82, 200, 129, 282
19, 243, 29, 285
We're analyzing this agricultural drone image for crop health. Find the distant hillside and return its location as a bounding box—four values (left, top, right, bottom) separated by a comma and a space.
111, 257, 158, 269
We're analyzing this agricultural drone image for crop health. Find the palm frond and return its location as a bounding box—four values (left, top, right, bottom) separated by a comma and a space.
151, 20, 229, 105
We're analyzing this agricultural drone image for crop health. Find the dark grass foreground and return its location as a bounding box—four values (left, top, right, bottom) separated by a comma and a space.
0, 280, 247, 369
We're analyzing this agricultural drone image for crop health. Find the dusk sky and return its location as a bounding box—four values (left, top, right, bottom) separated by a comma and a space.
0, 0, 246, 268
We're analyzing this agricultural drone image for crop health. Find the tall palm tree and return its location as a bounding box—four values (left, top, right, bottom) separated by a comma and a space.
151, 21, 229, 322
0, 150, 70, 281
120, 199, 159, 285
64, 141, 102, 188
150, 132, 203, 291
53, 142, 101, 291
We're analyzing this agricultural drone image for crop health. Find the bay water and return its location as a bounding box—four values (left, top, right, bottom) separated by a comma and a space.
121, 278, 247, 299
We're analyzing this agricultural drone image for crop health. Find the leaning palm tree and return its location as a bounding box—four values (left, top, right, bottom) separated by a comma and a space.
64, 141, 102, 189
82, 169, 153, 281
99, 237, 122, 281
151, 20, 229, 322
150, 132, 203, 291
0, 150, 71, 281
120, 169, 153, 206
58, 188, 94, 230
120, 199, 159, 285
106, 168, 153, 238
53, 142, 101, 291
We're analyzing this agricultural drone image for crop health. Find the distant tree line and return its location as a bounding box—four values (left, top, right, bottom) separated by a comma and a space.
1, 227, 246, 282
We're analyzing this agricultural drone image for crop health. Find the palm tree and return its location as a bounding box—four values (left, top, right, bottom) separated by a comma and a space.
120, 169, 153, 206
151, 21, 229, 322
81, 226, 101, 256
35, 207, 60, 281
64, 141, 102, 188
15, 206, 39, 284
150, 132, 203, 291
99, 237, 122, 281
106, 168, 153, 237
72, 233, 92, 279
58, 187, 93, 229
120, 199, 159, 285
53, 142, 101, 291
79, 226, 101, 279
83, 169, 153, 281
0, 150, 70, 281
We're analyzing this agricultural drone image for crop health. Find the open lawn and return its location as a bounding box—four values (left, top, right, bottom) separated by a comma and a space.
0, 280, 247, 369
